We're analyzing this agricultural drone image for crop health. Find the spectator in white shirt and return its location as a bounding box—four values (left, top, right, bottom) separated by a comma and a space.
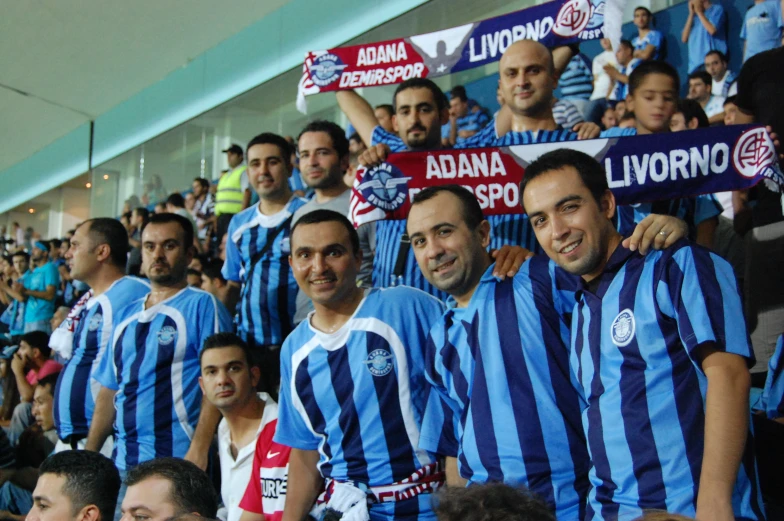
687, 70, 725, 124
584, 38, 618, 124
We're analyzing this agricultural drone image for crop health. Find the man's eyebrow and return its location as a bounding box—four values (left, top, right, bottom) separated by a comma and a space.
409, 222, 454, 239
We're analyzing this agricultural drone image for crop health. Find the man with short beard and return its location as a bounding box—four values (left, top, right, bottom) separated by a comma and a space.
86, 214, 232, 507
50, 218, 149, 454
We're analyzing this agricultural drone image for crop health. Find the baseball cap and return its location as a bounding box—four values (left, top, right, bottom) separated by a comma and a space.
222, 144, 243, 155
0, 345, 19, 360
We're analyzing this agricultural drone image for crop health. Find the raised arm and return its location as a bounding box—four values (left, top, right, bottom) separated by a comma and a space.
336, 91, 380, 147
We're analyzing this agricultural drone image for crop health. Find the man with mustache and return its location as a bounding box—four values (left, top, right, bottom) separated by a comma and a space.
86, 213, 233, 514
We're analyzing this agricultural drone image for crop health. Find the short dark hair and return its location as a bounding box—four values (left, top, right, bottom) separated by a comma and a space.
186, 268, 202, 278
36, 372, 60, 396
676, 98, 709, 128
688, 70, 712, 87
724, 95, 737, 107
375, 104, 394, 117
133, 207, 150, 221
202, 259, 226, 283
247, 133, 293, 165
297, 121, 349, 159
521, 149, 609, 208
21, 331, 51, 358
393, 78, 449, 113
49, 239, 62, 250
434, 483, 555, 521
125, 458, 219, 518
290, 210, 360, 255
39, 450, 121, 521
619, 39, 634, 52
705, 49, 728, 63
634, 6, 652, 17
348, 133, 363, 145
12, 251, 29, 262
410, 186, 484, 230
450, 85, 468, 103
628, 60, 679, 96
193, 178, 210, 190
167, 193, 186, 208
142, 213, 195, 251
77, 218, 131, 268
200, 332, 254, 368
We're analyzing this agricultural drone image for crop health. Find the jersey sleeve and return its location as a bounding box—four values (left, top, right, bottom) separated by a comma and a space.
93, 324, 122, 390
419, 384, 459, 457
196, 295, 234, 355
649, 31, 663, 52
693, 194, 723, 225
761, 335, 784, 420
370, 125, 407, 152
454, 120, 497, 149
44, 264, 60, 288
273, 341, 322, 450
657, 243, 754, 364
222, 219, 243, 283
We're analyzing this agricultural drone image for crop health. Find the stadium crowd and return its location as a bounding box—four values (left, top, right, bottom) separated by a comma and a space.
0, 1, 783, 521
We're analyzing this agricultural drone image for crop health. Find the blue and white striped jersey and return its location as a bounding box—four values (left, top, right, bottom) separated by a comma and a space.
54, 277, 150, 440
93, 286, 233, 470
223, 197, 308, 347
420, 258, 590, 520
371, 125, 407, 152
275, 287, 446, 489
571, 241, 764, 520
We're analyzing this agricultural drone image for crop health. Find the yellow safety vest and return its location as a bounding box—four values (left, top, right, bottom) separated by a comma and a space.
214, 165, 247, 216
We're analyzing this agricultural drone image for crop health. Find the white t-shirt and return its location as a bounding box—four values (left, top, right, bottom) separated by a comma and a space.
711, 70, 732, 97
217, 393, 275, 521
590, 50, 617, 101
704, 95, 726, 118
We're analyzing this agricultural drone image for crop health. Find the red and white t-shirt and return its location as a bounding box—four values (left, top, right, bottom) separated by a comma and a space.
239, 404, 290, 521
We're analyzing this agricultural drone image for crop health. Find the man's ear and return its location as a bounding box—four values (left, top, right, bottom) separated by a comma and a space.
439, 108, 450, 125
687, 117, 700, 130
601, 189, 617, 220
478, 220, 492, 249
75, 504, 101, 521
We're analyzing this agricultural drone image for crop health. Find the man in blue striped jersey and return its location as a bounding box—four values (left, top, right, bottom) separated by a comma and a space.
86, 213, 233, 481
222, 133, 308, 392
406, 185, 590, 520
51, 218, 150, 454
276, 210, 448, 521
521, 149, 764, 521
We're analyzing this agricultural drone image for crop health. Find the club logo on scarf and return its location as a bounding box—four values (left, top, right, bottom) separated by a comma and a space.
585, 0, 605, 30
157, 325, 176, 346
733, 127, 777, 180
611, 309, 636, 347
88, 313, 102, 332
357, 163, 411, 211
310, 54, 348, 87
365, 348, 394, 377
553, 0, 592, 37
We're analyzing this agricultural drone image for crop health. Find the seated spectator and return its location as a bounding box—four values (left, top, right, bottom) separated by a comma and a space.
121, 458, 220, 521
605, 41, 640, 103
0, 345, 21, 424
348, 133, 366, 155
186, 269, 202, 288
0, 372, 60, 519
614, 100, 627, 122
681, 0, 727, 73
754, 334, 784, 421
154, 202, 166, 214
434, 483, 554, 521
687, 71, 724, 124
741, 0, 783, 62
704, 50, 737, 98
0, 252, 29, 342
723, 95, 738, 125
200, 260, 230, 307
557, 53, 593, 113
446, 85, 490, 146
198, 333, 289, 521
670, 98, 709, 131
27, 450, 121, 521
166, 193, 198, 239
601, 106, 618, 130
618, 111, 637, 128
48, 307, 69, 334
632, 6, 663, 60
374, 104, 395, 133
586, 39, 619, 124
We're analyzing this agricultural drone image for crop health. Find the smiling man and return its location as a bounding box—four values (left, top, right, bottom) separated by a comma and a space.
222, 133, 308, 393
520, 148, 764, 521
198, 332, 289, 521
86, 213, 232, 515
276, 210, 448, 521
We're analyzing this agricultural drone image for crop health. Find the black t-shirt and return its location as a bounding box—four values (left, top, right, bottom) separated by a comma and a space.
735, 47, 784, 227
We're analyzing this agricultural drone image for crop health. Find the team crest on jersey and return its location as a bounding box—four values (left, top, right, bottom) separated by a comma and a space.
157, 325, 177, 345
88, 313, 102, 332
611, 309, 635, 347
364, 348, 394, 377
357, 163, 411, 211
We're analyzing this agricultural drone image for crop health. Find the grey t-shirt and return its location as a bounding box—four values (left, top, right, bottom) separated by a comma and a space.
292, 189, 376, 323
